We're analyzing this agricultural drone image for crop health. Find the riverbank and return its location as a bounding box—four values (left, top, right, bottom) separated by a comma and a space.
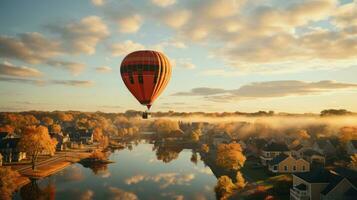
9, 149, 93, 190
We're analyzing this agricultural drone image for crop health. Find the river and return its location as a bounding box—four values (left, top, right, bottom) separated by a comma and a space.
14, 141, 218, 200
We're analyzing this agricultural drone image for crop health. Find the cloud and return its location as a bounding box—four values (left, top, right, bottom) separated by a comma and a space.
111, 40, 145, 56
172, 80, 357, 102
125, 173, 195, 188
80, 190, 94, 200
95, 66, 112, 73
109, 187, 138, 200
47, 16, 109, 55
91, 0, 105, 6
117, 15, 142, 33
0, 32, 61, 64
151, 0, 176, 7
46, 60, 85, 75
0, 61, 43, 77
0, 76, 94, 87
162, 10, 191, 29
178, 60, 195, 69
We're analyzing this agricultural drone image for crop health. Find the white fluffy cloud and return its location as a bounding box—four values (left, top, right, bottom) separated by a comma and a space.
0, 32, 61, 64
111, 40, 145, 56
48, 16, 109, 55
46, 60, 85, 75
91, 0, 105, 6
95, 66, 112, 73
173, 80, 357, 102
117, 15, 143, 33
151, 0, 176, 7
0, 61, 43, 77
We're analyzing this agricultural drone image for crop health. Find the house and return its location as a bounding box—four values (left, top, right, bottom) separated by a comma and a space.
0, 138, 26, 163
79, 129, 93, 144
260, 142, 290, 166
302, 149, 325, 165
290, 168, 357, 200
50, 132, 70, 151
268, 154, 310, 173
212, 133, 231, 147
290, 144, 306, 158
346, 140, 357, 155
312, 139, 336, 156
0, 131, 10, 141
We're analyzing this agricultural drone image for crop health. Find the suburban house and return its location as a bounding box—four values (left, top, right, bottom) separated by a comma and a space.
268, 154, 310, 173
290, 144, 306, 158
312, 139, 336, 156
212, 133, 231, 147
50, 132, 70, 151
0, 131, 10, 141
346, 140, 357, 155
79, 129, 94, 144
0, 137, 26, 163
290, 168, 357, 200
302, 149, 325, 165
260, 142, 290, 166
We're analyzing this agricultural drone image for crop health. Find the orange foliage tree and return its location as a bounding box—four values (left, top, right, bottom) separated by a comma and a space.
19, 126, 57, 170
215, 176, 236, 200
0, 167, 21, 200
42, 117, 54, 126
216, 143, 246, 170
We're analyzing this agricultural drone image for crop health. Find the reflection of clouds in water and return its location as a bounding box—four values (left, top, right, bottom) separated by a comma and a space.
193, 193, 208, 200
100, 171, 111, 178
161, 192, 185, 200
194, 166, 213, 175
80, 190, 94, 200
125, 173, 195, 188
148, 158, 160, 163
109, 186, 138, 200
58, 165, 84, 182
204, 185, 212, 192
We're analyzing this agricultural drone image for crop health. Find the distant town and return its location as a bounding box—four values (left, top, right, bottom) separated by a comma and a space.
1, 109, 357, 200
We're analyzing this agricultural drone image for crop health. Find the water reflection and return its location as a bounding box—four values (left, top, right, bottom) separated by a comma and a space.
20, 180, 56, 200
15, 141, 218, 200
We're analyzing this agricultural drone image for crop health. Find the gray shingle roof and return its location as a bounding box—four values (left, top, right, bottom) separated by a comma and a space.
262, 142, 289, 151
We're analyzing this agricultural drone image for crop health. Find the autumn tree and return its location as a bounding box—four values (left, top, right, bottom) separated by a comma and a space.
201, 144, 209, 153
215, 176, 236, 200
235, 171, 247, 190
90, 150, 107, 161
51, 124, 61, 133
58, 113, 73, 122
93, 127, 103, 142
0, 125, 15, 134
0, 167, 21, 200
152, 119, 180, 135
339, 126, 357, 143
216, 143, 246, 170
19, 126, 57, 170
42, 117, 54, 126
298, 129, 310, 140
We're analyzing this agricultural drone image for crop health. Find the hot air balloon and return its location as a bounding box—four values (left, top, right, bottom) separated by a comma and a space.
120, 50, 172, 119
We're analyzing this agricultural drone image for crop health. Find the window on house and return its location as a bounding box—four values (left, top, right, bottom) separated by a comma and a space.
273, 165, 278, 171
284, 166, 288, 171
302, 165, 305, 171
293, 166, 296, 171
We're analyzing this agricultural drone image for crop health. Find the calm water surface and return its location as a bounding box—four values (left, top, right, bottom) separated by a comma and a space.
14, 141, 217, 200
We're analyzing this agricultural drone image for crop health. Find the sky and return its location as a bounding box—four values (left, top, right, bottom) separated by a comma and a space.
0, 0, 356, 113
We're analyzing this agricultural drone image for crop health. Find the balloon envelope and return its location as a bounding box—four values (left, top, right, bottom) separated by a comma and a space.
120, 50, 172, 109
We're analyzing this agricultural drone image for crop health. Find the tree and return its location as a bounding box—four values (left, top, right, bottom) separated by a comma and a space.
51, 124, 61, 133
19, 126, 57, 170
42, 117, 54, 126
201, 144, 209, 153
152, 119, 180, 135
235, 171, 247, 190
216, 143, 246, 170
298, 129, 310, 140
58, 113, 73, 122
0, 125, 15, 134
90, 150, 107, 161
0, 167, 21, 200
339, 126, 357, 143
215, 176, 236, 200
93, 127, 103, 142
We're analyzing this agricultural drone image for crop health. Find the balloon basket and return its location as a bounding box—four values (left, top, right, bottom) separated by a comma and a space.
142, 111, 151, 119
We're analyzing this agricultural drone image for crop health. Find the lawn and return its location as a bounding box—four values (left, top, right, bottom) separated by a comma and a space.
240, 160, 271, 182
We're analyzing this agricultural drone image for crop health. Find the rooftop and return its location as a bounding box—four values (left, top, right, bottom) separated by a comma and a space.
262, 142, 289, 152
269, 153, 289, 165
